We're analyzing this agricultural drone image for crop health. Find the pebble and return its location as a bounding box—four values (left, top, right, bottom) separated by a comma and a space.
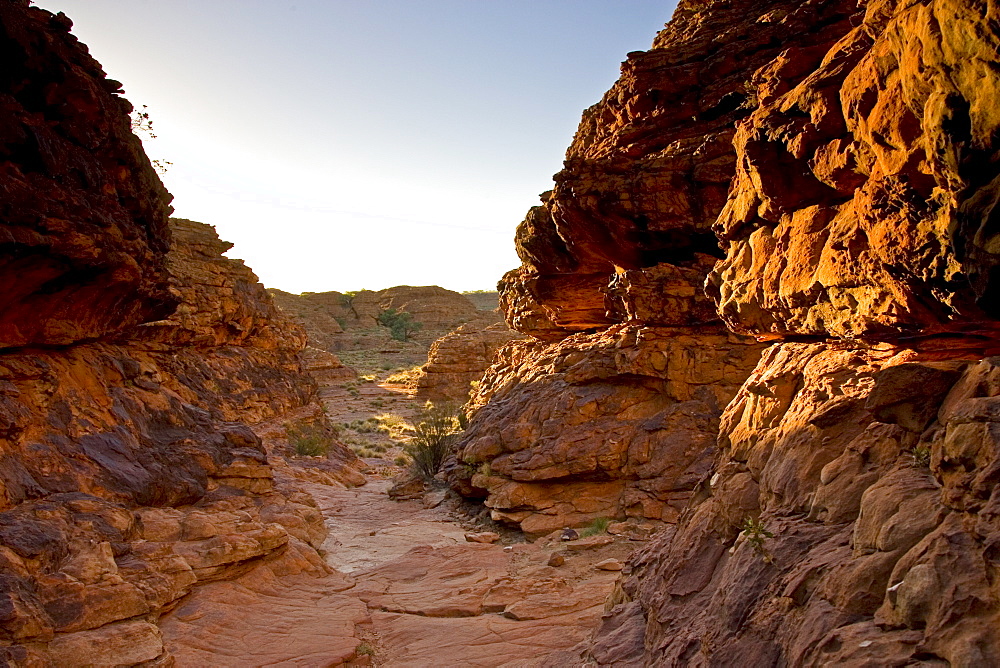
464, 531, 500, 544
595, 558, 623, 571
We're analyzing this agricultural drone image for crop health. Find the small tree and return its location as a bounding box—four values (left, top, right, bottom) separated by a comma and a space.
377, 308, 422, 341
404, 402, 461, 479
129, 104, 172, 175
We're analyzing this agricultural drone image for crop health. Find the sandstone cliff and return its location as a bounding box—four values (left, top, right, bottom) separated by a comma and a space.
269, 285, 482, 352
0, 6, 357, 663
452, 0, 862, 532
591, 1, 1000, 664
481, 0, 1000, 664
414, 310, 524, 404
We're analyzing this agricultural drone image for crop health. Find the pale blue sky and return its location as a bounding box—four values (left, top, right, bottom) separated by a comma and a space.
33, 1, 677, 293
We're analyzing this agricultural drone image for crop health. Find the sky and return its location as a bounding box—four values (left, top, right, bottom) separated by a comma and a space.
32, 1, 678, 294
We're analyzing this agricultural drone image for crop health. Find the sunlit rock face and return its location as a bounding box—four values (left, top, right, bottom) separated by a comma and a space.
710, 0, 1000, 341
583, 0, 1000, 665
0, 5, 353, 663
454, 0, 846, 535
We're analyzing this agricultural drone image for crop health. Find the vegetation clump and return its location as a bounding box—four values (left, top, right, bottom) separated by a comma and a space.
377, 307, 422, 341
740, 516, 774, 563
286, 422, 331, 457
386, 365, 423, 387
912, 444, 931, 468
405, 402, 461, 479
580, 517, 612, 537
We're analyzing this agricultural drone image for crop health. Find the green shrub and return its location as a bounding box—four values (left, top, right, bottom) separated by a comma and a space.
580, 517, 612, 537
349, 418, 380, 433
912, 444, 931, 468
377, 308, 422, 341
386, 365, 422, 386
741, 516, 774, 562
404, 402, 461, 479
287, 423, 330, 457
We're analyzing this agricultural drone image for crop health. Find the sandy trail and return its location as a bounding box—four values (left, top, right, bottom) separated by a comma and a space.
161, 375, 634, 666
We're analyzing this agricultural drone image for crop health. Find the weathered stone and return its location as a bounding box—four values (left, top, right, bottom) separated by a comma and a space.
415, 311, 524, 403
0, 2, 174, 349
270, 285, 483, 351
709, 0, 1000, 340
464, 531, 500, 544
452, 325, 763, 532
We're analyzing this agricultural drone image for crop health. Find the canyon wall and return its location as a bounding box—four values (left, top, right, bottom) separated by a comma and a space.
269, 285, 482, 351
451, 0, 871, 535
414, 310, 524, 403
479, 0, 1000, 664
0, 5, 353, 664
592, 0, 1000, 664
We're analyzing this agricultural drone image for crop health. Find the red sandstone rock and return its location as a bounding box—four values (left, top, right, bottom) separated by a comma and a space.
709, 0, 1000, 340
271, 285, 482, 352
0, 11, 352, 656
582, 1, 1000, 664
0, 2, 175, 348
453, 325, 763, 534
414, 310, 524, 403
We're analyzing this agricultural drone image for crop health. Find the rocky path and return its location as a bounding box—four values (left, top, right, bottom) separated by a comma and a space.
160, 372, 638, 666
161, 469, 633, 666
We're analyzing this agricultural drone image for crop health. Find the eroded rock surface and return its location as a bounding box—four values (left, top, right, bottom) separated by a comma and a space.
710, 0, 1000, 340
0, 2, 174, 348
270, 285, 482, 352
580, 0, 1000, 665
414, 310, 524, 403
0, 8, 361, 659
453, 0, 802, 532
162, 475, 637, 667
0, 213, 355, 665
455, 325, 761, 535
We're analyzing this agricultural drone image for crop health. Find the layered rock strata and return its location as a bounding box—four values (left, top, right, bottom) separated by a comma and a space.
457, 325, 760, 536
584, 0, 1000, 664
0, 7, 357, 663
0, 213, 346, 665
269, 285, 482, 351
0, 3, 173, 348
454, 0, 863, 531
414, 310, 523, 403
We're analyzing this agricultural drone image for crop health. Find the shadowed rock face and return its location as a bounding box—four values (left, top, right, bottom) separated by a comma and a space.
0, 216, 332, 665
0, 6, 353, 663
455, 325, 761, 536
0, 2, 175, 348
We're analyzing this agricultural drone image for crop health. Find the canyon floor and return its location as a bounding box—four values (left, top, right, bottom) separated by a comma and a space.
159, 366, 637, 667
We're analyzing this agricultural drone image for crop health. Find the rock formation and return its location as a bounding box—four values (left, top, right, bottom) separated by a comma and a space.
460, 290, 500, 311
414, 310, 524, 403
453, 0, 855, 532
270, 285, 482, 351
0, 6, 358, 663
0, 4, 173, 349
475, 0, 1000, 664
